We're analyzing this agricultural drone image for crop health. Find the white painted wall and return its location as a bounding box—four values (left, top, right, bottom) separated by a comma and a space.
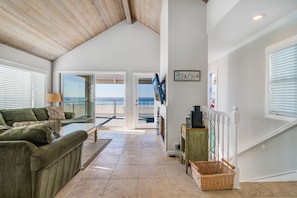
209, 18, 297, 181
160, 0, 168, 80
53, 21, 160, 129
160, 0, 208, 151
207, 0, 239, 33
0, 44, 51, 92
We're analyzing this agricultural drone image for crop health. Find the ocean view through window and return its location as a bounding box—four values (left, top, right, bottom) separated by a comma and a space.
62, 74, 94, 119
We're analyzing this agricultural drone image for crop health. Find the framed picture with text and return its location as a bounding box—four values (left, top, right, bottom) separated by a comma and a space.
174, 70, 200, 81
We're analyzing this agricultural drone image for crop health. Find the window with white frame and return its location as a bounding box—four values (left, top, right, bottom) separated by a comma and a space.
0, 64, 47, 109
266, 36, 297, 120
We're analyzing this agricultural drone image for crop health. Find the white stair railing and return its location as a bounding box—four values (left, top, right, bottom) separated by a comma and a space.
202, 106, 240, 189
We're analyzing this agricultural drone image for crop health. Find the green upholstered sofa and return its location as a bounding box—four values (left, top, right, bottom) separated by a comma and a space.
0, 107, 76, 127
0, 108, 88, 198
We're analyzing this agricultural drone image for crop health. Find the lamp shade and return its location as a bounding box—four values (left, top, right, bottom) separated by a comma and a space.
47, 93, 62, 103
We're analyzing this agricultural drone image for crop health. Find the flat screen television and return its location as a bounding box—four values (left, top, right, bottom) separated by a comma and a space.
152, 73, 165, 104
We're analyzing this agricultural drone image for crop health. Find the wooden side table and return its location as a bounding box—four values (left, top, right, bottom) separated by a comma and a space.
180, 124, 208, 173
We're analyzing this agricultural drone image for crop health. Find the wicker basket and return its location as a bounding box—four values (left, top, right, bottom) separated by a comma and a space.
190, 159, 235, 191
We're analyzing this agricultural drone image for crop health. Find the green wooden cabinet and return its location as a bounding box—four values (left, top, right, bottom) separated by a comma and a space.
180, 124, 208, 173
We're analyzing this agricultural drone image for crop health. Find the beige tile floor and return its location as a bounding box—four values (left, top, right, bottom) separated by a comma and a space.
55, 129, 297, 198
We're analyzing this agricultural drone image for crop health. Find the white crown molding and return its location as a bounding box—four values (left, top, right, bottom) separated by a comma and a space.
209, 10, 297, 64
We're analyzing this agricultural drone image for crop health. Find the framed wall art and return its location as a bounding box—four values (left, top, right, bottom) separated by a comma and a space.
174, 70, 200, 81
208, 69, 217, 110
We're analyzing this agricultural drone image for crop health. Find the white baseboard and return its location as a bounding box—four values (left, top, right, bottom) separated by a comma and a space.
242, 170, 297, 182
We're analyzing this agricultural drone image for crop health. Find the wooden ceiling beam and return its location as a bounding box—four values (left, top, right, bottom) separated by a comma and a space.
122, 0, 132, 24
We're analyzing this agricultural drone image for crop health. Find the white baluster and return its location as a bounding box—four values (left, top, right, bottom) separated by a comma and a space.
221, 115, 225, 161
216, 114, 222, 160
231, 106, 240, 189
226, 116, 230, 161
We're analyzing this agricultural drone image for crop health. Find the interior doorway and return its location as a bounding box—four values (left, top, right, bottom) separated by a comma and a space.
95, 72, 126, 127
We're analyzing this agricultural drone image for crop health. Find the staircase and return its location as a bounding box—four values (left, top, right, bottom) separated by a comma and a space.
202, 106, 297, 185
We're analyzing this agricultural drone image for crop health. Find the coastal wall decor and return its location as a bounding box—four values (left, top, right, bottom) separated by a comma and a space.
174, 70, 200, 81
208, 69, 217, 110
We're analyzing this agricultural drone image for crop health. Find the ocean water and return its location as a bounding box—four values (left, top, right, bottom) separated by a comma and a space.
64, 97, 154, 105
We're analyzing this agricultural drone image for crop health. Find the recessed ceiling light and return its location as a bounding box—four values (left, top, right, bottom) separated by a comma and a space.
252, 14, 265, 21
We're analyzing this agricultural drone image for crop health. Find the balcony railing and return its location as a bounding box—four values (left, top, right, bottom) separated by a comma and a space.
63, 99, 87, 118
95, 98, 125, 118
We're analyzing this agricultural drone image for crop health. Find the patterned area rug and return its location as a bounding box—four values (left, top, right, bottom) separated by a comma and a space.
81, 138, 111, 170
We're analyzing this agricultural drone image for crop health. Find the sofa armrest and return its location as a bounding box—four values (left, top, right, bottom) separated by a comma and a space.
0, 141, 39, 197
30, 130, 88, 171
64, 112, 75, 119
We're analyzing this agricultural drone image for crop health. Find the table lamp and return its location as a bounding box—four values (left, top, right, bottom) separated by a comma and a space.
47, 93, 62, 105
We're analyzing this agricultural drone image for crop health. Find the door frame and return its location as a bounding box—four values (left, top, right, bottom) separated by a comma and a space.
133, 72, 156, 129
60, 72, 96, 120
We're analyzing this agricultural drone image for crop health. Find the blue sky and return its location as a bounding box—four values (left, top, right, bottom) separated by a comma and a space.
96, 84, 124, 97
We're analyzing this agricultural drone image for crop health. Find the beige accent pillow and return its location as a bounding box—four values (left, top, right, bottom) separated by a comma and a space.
47, 106, 66, 120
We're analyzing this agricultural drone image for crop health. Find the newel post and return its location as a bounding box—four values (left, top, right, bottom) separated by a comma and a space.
231, 105, 240, 189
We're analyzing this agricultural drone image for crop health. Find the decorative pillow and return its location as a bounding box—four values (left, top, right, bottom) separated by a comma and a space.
32, 108, 49, 121
0, 113, 6, 126
0, 124, 54, 146
0, 108, 38, 126
47, 106, 65, 120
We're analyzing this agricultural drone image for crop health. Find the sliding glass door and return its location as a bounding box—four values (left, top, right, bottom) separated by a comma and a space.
61, 74, 95, 120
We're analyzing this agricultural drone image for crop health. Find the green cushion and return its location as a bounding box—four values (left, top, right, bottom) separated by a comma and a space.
0, 124, 54, 146
0, 108, 38, 126
64, 112, 75, 119
0, 113, 6, 125
32, 108, 49, 121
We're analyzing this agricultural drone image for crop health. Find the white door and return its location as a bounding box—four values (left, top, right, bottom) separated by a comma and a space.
133, 73, 156, 128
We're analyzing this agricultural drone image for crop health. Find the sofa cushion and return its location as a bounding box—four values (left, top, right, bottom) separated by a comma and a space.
64, 112, 75, 119
12, 120, 62, 137
0, 125, 11, 130
0, 113, 6, 125
0, 124, 54, 146
47, 106, 65, 120
32, 108, 49, 121
0, 108, 38, 126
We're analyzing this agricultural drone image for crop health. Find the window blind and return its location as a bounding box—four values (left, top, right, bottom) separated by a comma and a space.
269, 44, 297, 117
0, 64, 46, 109
32, 72, 46, 107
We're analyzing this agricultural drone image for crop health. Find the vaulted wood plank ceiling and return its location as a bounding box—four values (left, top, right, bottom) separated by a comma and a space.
0, 0, 206, 61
